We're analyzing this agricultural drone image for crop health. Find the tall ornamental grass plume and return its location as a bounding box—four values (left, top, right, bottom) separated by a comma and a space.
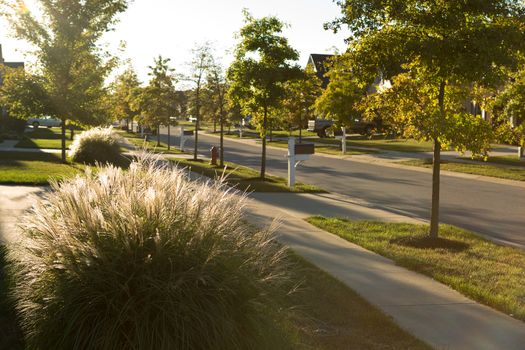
7, 153, 289, 350
69, 126, 123, 165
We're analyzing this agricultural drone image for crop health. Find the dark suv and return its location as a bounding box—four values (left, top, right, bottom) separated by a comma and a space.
307, 118, 376, 138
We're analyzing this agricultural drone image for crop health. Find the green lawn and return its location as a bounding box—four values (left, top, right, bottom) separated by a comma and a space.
307, 217, 525, 322
0, 245, 429, 350
314, 135, 434, 153
0, 152, 83, 185
462, 155, 525, 168
266, 140, 378, 156
15, 127, 73, 150
400, 159, 525, 181
118, 130, 184, 155
171, 158, 324, 193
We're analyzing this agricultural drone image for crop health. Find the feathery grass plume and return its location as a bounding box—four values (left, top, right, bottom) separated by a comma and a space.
7, 153, 289, 350
69, 126, 124, 165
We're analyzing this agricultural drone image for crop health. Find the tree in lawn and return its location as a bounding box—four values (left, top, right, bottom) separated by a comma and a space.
330, 0, 525, 237
228, 11, 302, 180
136, 56, 177, 147
1, 0, 128, 162
282, 65, 322, 143
0, 66, 50, 126
314, 54, 372, 137
188, 43, 213, 160
111, 65, 141, 132
490, 67, 525, 157
206, 59, 229, 167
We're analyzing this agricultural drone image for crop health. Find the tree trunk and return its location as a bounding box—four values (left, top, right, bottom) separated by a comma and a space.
299, 114, 302, 143
193, 90, 200, 161
157, 125, 161, 147
260, 105, 268, 180
61, 119, 67, 163
429, 81, 446, 238
70, 126, 74, 140
430, 138, 441, 238
220, 107, 224, 167
167, 123, 171, 150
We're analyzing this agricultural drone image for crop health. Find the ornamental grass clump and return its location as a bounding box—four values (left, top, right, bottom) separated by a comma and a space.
69, 126, 123, 165
8, 154, 288, 350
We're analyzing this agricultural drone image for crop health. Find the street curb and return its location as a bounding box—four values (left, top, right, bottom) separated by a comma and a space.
202, 131, 525, 189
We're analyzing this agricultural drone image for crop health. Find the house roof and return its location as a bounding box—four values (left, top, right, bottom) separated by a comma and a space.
307, 54, 333, 89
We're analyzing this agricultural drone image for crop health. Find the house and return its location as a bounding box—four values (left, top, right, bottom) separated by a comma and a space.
306, 54, 333, 89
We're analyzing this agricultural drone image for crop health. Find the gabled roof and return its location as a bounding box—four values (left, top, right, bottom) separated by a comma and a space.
307, 54, 333, 89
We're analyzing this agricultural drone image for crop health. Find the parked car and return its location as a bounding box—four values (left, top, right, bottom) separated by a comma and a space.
188, 116, 197, 123
308, 118, 377, 138
27, 117, 62, 128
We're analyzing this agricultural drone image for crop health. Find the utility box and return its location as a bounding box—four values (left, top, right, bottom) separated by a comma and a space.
294, 143, 315, 155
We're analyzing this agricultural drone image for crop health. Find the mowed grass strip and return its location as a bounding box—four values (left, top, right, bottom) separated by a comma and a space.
306, 217, 525, 322
15, 127, 73, 150
266, 140, 378, 156
118, 130, 183, 155
315, 135, 434, 153
0, 245, 429, 350
171, 158, 324, 193
400, 159, 525, 181
0, 151, 82, 185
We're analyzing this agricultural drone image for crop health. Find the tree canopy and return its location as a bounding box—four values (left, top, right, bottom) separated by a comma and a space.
228, 10, 301, 179
111, 65, 141, 131
330, 0, 525, 237
136, 56, 177, 146
0, 0, 128, 160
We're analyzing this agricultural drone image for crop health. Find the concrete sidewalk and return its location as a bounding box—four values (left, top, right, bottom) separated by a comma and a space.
0, 185, 48, 244
246, 192, 525, 350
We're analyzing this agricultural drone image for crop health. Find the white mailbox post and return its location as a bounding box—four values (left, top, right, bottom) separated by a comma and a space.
179, 126, 194, 152
287, 137, 314, 188
335, 127, 347, 154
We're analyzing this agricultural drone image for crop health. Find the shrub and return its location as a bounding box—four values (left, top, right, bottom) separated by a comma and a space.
7, 154, 288, 350
69, 127, 123, 165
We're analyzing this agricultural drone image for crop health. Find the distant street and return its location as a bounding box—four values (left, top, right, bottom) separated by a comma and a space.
158, 126, 525, 248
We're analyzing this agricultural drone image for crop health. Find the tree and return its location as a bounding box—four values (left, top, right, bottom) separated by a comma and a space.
330, 0, 525, 237
188, 43, 213, 160
111, 65, 141, 132
228, 11, 302, 180
1, 0, 128, 162
206, 59, 228, 167
490, 67, 525, 152
282, 66, 322, 142
136, 56, 177, 147
314, 54, 368, 132
0, 66, 50, 122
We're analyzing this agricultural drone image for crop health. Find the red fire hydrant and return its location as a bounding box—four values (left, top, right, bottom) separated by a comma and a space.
210, 146, 219, 166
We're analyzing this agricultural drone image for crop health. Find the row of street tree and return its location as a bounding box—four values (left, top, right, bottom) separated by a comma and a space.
2, 1, 525, 239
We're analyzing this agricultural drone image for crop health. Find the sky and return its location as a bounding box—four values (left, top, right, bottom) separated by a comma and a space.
0, 0, 349, 84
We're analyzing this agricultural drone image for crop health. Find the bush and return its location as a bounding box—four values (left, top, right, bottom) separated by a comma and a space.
7, 154, 288, 350
69, 127, 123, 165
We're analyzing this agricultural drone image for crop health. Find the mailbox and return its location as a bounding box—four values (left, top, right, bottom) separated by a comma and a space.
294, 143, 315, 155
183, 130, 194, 136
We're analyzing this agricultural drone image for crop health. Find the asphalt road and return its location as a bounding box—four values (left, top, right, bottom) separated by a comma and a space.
158, 126, 525, 248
